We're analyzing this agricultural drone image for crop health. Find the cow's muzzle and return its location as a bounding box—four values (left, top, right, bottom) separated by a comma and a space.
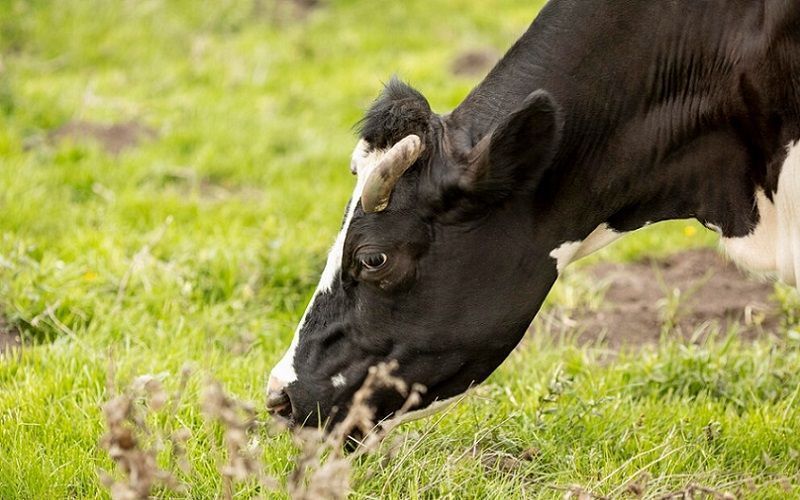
266, 377, 293, 420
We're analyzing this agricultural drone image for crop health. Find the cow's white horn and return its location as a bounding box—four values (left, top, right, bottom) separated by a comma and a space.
361, 134, 424, 213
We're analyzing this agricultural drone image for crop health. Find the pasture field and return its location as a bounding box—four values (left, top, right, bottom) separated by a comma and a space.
1, 0, 800, 497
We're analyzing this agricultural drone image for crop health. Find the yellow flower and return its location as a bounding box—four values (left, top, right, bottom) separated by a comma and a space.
82, 271, 98, 282
683, 225, 697, 237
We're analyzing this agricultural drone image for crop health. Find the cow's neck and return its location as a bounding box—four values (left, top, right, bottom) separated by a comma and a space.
452, 0, 800, 253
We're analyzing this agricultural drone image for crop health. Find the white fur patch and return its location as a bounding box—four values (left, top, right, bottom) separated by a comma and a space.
269, 141, 388, 390
331, 373, 347, 388
549, 223, 624, 273
723, 141, 800, 286
268, 299, 309, 389
549, 241, 582, 273
318, 143, 387, 292
350, 139, 369, 174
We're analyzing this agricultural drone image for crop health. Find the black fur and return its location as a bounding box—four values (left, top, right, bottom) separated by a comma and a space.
358, 77, 433, 150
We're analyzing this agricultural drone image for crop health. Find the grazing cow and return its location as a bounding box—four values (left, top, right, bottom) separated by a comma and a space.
267, 0, 800, 429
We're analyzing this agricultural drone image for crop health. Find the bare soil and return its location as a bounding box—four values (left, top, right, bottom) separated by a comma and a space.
50, 120, 156, 154
0, 316, 21, 354
450, 49, 500, 77
536, 249, 782, 348
256, 0, 323, 22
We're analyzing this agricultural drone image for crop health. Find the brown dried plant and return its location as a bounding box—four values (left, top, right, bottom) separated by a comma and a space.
100, 360, 423, 500
99, 367, 192, 499
201, 379, 277, 498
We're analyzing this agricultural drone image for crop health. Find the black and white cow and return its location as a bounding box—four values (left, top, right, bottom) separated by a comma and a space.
268, 0, 800, 428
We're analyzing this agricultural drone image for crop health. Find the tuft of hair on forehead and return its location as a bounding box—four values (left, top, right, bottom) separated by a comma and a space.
358, 77, 433, 150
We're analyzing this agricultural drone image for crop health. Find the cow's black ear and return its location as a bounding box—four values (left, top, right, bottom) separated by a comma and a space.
461, 90, 562, 200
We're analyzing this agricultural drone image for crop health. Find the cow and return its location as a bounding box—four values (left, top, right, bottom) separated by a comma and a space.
267, 0, 800, 431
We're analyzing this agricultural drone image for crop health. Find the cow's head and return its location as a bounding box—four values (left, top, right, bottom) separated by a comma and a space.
268, 79, 565, 430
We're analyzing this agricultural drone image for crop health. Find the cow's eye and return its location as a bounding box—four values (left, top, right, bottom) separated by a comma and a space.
360, 252, 388, 271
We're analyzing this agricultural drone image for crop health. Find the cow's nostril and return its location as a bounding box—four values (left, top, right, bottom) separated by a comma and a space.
267, 389, 292, 419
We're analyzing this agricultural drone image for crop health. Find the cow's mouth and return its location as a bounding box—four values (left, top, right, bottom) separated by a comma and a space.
266, 388, 293, 423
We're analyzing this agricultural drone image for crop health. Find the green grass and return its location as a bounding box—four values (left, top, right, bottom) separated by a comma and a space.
0, 0, 798, 498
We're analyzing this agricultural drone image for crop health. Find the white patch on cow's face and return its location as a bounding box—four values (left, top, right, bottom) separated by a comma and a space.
318, 141, 388, 293
549, 223, 624, 272
331, 373, 347, 388
723, 141, 800, 286
268, 141, 389, 391
268, 299, 310, 389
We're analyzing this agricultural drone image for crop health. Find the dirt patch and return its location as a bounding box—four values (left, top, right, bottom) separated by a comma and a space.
0, 316, 21, 354
154, 168, 263, 201
255, 0, 323, 22
50, 120, 157, 154
536, 249, 782, 348
451, 48, 500, 77
285, 0, 322, 11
